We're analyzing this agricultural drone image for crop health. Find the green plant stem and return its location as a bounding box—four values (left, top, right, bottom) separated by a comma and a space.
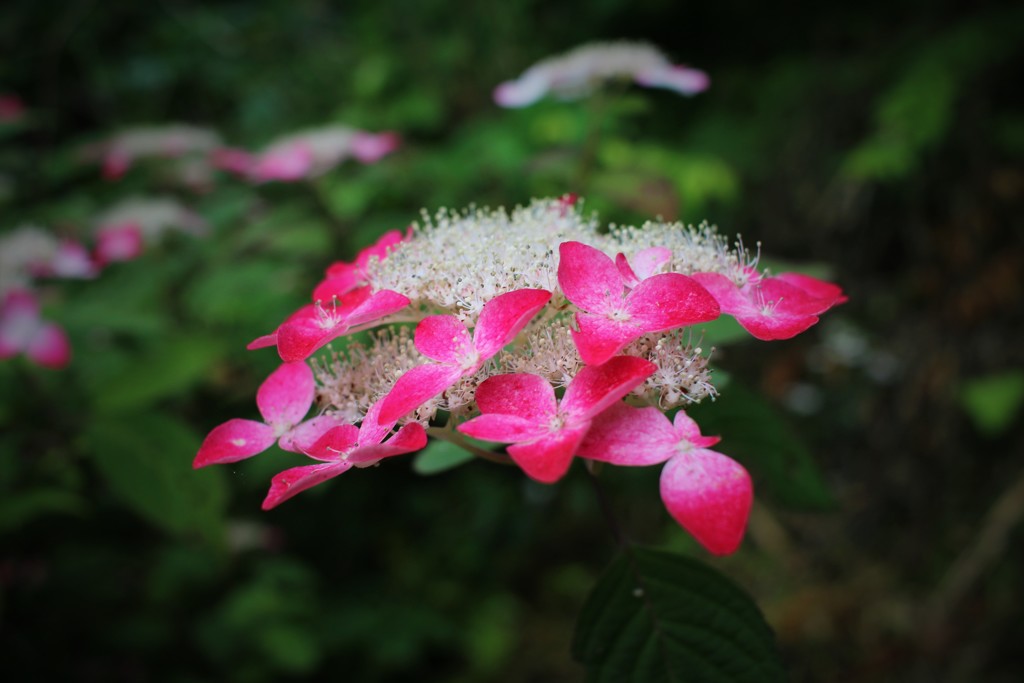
426, 426, 515, 466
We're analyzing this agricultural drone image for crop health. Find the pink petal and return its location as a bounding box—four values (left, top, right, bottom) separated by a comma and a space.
276, 309, 348, 361
414, 315, 472, 364
247, 333, 279, 350
473, 288, 551, 359
754, 279, 824, 317
576, 403, 678, 466
672, 410, 721, 449
570, 312, 639, 366
378, 363, 464, 424
557, 241, 623, 315
615, 253, 642, 288
773, 273, 847, 309
344, 289, 410, 327
560, 356, 656, 421
631, 247, 673, 280
660, 449, 752, 555
194, 419, 276, 467
508, 426, 588, 484
457, 413, 549, 443
624, 273, 720, 331
95, 224, 144, 265
348, 422, 427, 464
312, 268, 362, 302
690, 273, 757, 317
356, 229, 406, 267
357, 397, 397, 446
278, 414, 350, 453
261, 461, 353, 509
304, 424, 361, 462
253, 143, 314, 182
473, 373, 557, 423
26, 322, 70, 368
735, 313, 819, 341
351, 131, 400, 163
256, 362, 314, 430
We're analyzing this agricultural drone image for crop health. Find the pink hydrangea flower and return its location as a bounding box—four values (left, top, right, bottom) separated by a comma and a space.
84, 125, 222, 180
457, 356, 656, 483
249, 286, 410, 362
261, 397, 427, 510
94, 224, 144, 265
558, 241, 720, 365
577, 403, 752, 555
494, 42, 709, 108
691, 271, 846, 341
193, 362, 345, 467
0, 290, 71, 369
30, 240, 98, 280
312, 229, 409, 302
379, 288, 552, 423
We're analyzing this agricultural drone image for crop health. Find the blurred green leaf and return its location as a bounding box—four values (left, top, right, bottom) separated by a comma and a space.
84, 412, 226, 541
0, 489, 87, 532
184, 259, 300, 326
413, 438, 476, 475
959, 371, 1024, 437
573, 547, 786, 682
93, 334, 226, 413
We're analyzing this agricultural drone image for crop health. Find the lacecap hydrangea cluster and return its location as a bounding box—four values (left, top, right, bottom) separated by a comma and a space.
194, 197, 845, 555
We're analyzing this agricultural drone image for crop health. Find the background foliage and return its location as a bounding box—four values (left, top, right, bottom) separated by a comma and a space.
2, 0, 1023, 680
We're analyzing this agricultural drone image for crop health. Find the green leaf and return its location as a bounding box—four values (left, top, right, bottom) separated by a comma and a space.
412, 439, 475, 475
183, 259, 301, 326
93, 334, 226, 413
83, 413, 226, 542
573, 547, 786, 683
959, 371, 1024, 437
691, 383, 834, 510
0, 489, 87, 533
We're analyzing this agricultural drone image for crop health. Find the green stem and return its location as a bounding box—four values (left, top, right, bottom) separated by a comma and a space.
426, 426, 515, 466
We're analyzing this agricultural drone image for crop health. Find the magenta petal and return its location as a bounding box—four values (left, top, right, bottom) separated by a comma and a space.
256, 362, 314, 430
304, 424, 361, 462
672, 411, 721, 449
344, 289, 410, 327
625, 273, 720, 331
614, 253, 641, 288
194, 419, 276, 467
557, 241, 622, 314
379, 363, 464, 424
312, 269, 362, 302
571, 312, 638, 366
276, 317, 345, 362
690, 273, 756, 317
458, 413, 548, 443
415, 315, 472, 364
508, 426, 588, 484
633, 247, 673, 280
774, 273, 847, 309
26, 322, 71, 368
278, 414, 349, 453
357, 397, 396, 446
262, 461, 352, 510
473, 373, 557, 423
246, 333, 278, 350
660, 449, 753, 555
473, 288, 551, 359
561, 356, 656, 421
734, 312, 819, 341
348, 423, 427, 464
576, 403, 677, 466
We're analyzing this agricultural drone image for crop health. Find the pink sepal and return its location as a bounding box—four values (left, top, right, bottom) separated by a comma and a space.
256, 362, 314, 430
348, 423, 427, 464
570, 313, 637, 366
558, 241, 623, 314
193, 419, 276, 467
261, 461, 353, 509
625, 273, 719, 330
577, 403, 678, 466
457, 413, 548, 444
415, 316, 473, 364
507, 427, 588, 484
473, 288, 551, 359
278, 414, 349, 453
378, 363, 463, 424
473, 373, 557, 424
660, 449, 752, 555
561, 356, 656, 421
304, 424, 361, 461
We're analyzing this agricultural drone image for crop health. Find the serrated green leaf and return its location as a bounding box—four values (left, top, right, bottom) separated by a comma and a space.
412, 439, 475, 475
84, 413, 226, 542
93, 335, 226, 413
692, 383, 833, 510
573, 547, 786, 683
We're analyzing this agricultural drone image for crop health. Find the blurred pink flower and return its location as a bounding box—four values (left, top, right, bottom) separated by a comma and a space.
0, 290, 70, 369
577, 403, 752, 555
494, 41, 709, 108
83, 125, 221, 180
